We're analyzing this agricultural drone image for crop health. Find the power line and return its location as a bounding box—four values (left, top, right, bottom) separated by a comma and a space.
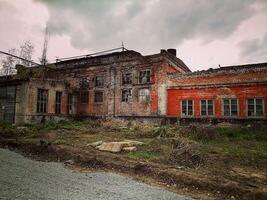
0, 50, 40, 66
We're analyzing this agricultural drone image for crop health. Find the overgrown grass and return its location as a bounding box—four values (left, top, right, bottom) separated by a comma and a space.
128, 151, 153, 160
22, 120, 91, 131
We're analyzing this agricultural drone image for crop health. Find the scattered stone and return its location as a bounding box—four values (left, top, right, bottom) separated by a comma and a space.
123, 146, 137, 152
88, 141, 103, 147
96, 142, 125, 153
121, 140, 144, 146
64, 160, 74, 165
95, 140, 144, 153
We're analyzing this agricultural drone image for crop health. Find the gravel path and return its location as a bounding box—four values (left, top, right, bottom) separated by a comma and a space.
0, 148, 192, 200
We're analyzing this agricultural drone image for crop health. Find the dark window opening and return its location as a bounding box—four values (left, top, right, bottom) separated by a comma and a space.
247, 98, 264, 117
139, 70, 151, 84
94, 91, 104, 103
95, 76, 104, 87
201, 100, 214, 116
122, 72, 132, 85
223, 99, 238, 117
67, 94, 73, 114
181, 100, 193, 116
37, 89, 48, 113
122, 89, 132, 102
55, 91, 62, 114
80, 91, 89, 103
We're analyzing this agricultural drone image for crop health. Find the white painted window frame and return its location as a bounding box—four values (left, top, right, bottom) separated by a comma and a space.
246, 97, 264, 118
222, 98, 239, 117
180, 99, 194, 117
200, 99, 214, 117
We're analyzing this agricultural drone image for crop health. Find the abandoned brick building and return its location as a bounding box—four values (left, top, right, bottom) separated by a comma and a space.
0, 48, 266, 124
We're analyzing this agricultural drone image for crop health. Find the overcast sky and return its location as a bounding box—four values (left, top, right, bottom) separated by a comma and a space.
0, 0, 267, 71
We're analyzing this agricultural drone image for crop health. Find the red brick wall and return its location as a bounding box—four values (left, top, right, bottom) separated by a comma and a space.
167, 84, 267, 118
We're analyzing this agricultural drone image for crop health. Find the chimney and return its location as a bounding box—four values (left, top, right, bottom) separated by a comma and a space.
167, 48, 176, 56
160, 49, 166, 53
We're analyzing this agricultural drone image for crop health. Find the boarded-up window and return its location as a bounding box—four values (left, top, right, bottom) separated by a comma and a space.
247, 98, 264, 117
139, 89, 150, 103
139, 69, 151, 84
95, 76, 104, 87
223, 99, 238, 117
37, 89, 48, 113
181, 100, 193, 116
200, 100, 214, 116
55, 91, 62, 114
122, 89, 132, 102
122, 72, 132, 85
94, 91, 104, 103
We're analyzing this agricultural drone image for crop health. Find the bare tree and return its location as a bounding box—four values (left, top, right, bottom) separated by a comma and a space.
0, 41, 35, 76
19, 41, 34, 66
1, 48, 18, 76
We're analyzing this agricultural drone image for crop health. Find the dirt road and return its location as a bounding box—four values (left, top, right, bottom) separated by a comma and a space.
0, 148, 192, 200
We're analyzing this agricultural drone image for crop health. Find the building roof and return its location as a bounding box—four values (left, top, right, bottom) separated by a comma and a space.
168, 62, 267, 88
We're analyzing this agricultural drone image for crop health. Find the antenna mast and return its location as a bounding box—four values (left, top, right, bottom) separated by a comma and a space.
40, 27, 49, 65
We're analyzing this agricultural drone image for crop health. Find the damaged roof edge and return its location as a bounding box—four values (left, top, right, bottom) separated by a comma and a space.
169, 62, 267, 78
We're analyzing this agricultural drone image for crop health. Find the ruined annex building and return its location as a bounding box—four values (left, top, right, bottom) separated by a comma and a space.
0, 48, 266, 124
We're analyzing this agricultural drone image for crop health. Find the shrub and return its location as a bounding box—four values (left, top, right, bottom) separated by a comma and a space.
166, 140, 205, 168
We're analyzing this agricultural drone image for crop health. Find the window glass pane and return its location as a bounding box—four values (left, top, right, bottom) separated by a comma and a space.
231, 99, 237, 105
208, 100, 213, 105
247, 104, 254, 116
208, 105, 213, 115
181, 100, 187, 115
188, 100, 193, 106
256, 105, 263, 116
247, 99, 254, 105
201, 100, 205, 106
224, 104, 230, 116
256, 99, 263, 106
223, 99, 229, 105
188, 105, 193, 115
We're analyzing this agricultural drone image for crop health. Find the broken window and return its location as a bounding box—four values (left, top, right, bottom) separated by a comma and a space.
223, 99, 238, 117
37, 89, 48, 113
80, 91, 89, 103
247, 98, 263, 117
181, 100, 193, 116
200, 100, 214, 116
95, 76, 104, 87
79, 78, 89, 89
94, 91, 104, 103
122, 89, 132, 102
67, 94, 73, 114
139, 69, 151, 84
55, 91, 62, 114
122, 72, 132, 85
139, 88, 150, 103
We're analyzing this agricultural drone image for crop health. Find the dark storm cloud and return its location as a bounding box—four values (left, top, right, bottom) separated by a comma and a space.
239, 34, 267, 61
36, 0, 258, 53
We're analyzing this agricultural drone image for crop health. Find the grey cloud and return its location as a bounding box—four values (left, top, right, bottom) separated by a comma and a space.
36, 0, 261, 54
239, 34, 267, 62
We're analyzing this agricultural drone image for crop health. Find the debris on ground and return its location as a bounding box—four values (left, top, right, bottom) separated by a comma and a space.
88, 141, 103, 147
122, 146, 137, 152
95, 140, 144, 153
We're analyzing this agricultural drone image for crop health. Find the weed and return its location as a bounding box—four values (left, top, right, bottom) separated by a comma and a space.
128, 151, 153, 160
